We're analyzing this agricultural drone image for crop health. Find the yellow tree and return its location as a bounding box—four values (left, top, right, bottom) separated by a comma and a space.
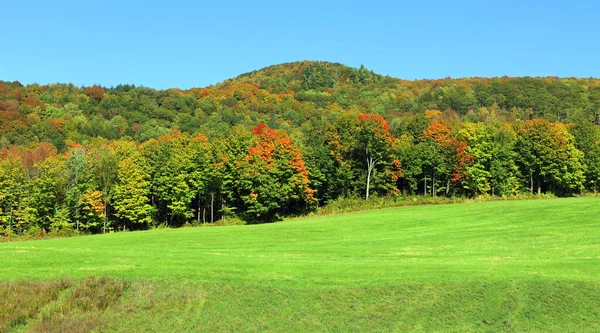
112, 154, 153, 230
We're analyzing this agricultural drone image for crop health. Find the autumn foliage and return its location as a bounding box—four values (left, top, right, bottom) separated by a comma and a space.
0, 62, 598, 235
85, 85, 105, 102
236, 125, 314, 221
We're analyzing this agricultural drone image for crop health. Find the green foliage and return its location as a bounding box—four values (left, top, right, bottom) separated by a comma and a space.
0, 157, 27, 233
300, 63, 335, 90
89, 145, 118, 232
3, 63, 600, 234
570, 119, 600, 191
517, 119, 585, 195
49, 206, 74, 232
113, 155, 153, 229
459, 123, 493, 194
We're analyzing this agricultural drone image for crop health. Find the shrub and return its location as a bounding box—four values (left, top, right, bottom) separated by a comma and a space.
315, 193, 558, 216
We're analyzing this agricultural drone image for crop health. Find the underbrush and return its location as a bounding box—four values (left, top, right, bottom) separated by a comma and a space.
0, 279, 70, 331
0, 276, 127, 333
315, 192, 558, 216
0, 226, 81, 243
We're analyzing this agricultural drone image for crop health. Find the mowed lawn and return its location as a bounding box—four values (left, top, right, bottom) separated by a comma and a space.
2, 198, 600, 332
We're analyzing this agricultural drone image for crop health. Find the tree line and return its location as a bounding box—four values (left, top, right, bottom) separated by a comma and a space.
1, 61, 599, 235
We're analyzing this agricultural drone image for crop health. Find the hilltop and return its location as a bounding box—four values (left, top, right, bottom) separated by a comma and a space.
1, 61, 599, 148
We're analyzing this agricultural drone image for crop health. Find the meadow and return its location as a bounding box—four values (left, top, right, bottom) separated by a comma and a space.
2, 198, 600, 332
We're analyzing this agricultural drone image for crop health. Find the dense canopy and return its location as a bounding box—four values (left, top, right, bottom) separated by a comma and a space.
1, 61, 599, 235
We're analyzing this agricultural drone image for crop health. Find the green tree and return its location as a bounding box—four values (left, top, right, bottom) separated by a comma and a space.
490, 125, 521, 196
28, 156, 68, 231
90, 145, 119, 233
113, 155, 153, 229
517, 119, 585, 195
65, 148, 93, 231
570, 120, 600, 192
0, 157, 27, 233
150, 132, 195, 225
458, 123, 492, 195
49, 206, 73, 233
301, 63, 335, 90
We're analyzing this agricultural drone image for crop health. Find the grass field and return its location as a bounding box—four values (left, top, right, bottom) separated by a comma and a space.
2, 198, 600, 332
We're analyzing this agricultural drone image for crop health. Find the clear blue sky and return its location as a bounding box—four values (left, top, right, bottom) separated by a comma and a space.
1, 0, 598, 90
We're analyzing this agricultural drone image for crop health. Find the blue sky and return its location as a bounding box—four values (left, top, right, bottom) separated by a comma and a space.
1, 0, 598, 89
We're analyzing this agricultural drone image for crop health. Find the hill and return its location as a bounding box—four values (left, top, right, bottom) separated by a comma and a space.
1, 61, 600, 233
1, 198, 600, 331
2, 61, 599, 148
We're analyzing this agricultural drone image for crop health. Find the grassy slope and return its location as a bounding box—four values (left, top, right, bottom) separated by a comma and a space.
2, 198, 600, 332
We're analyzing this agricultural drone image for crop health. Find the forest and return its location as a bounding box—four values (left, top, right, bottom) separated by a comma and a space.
1, 61, 600, 235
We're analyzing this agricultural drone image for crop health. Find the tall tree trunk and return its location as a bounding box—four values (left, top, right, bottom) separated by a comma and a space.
366, 166, 371, 199
365, 155, 378, 200
432, 169, 436, 197
197, 193, 200, 224
530, 174, 534, 195
222, 197, 226, 220
103, 203, 108, 234
211, 192, 214, 223
366, 157, 371, 200
75, 205, 79, 232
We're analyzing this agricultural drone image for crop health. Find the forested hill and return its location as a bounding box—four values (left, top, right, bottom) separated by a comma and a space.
232, 61, 600, 122
2, 61, 600, 148
1, 61, 600, 235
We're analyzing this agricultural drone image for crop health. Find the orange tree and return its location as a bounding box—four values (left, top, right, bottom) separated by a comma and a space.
232, 124, 314, 222
421, 122, 473, 196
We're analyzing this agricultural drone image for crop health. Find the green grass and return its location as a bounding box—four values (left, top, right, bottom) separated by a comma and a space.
2, 198, 600, 332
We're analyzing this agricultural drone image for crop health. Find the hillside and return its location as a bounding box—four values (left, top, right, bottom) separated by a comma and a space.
2, 198, 600, 331
1, 61, 600, 234
2, 61, 599, 147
